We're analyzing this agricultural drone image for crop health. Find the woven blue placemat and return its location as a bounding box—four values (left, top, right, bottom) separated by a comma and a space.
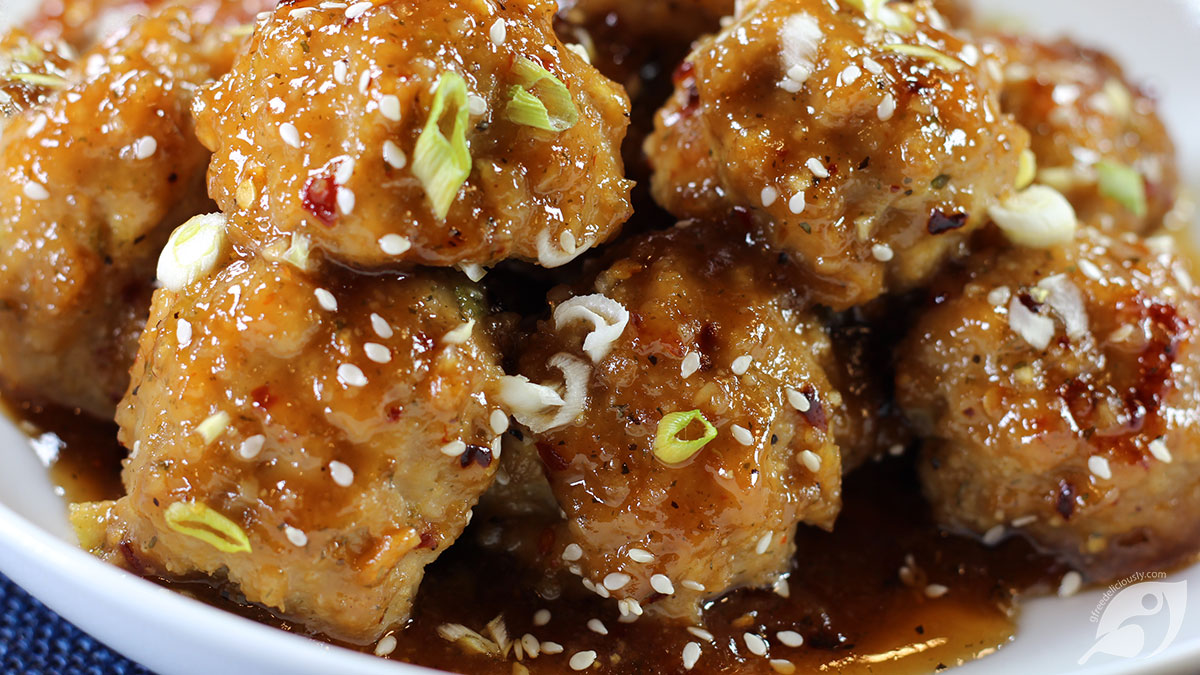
0, 572, 152, 675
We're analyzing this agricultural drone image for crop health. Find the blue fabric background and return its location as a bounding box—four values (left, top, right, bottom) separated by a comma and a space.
0, 573, 151, 674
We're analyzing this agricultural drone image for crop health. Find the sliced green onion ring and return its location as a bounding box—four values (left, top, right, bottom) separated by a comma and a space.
653, 410, 718, 465
880, 43, 964, 72
1015, 148, 1037, 190
1095, 159, 1147, 217
4, 71, 68, 88
164, 501, 252, 554
413, 71, 472, 220
504, 56, 578, 132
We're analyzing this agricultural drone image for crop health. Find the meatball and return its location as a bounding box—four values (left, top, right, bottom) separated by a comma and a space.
897, 228, 1200, 581
77, 252, 507, 643
500, 221, 866, 620
996, 36, 1178, 233
193, 0, 633, 270
645, 0, 1029, 308
0, 7, 247, 417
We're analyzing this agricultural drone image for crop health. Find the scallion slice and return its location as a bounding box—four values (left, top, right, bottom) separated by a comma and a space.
1015, 148, 1037, 190
1095, 160, 1147, 217
880, 43, 964, 72
413, 71, 472, 219
4, 71, 68, 88
653, 410, 717, 465
504, 56, 578, 132
164, 502, 252, 554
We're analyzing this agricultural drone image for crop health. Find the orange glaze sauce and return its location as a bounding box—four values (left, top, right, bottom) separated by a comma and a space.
9, 396, 1064, 674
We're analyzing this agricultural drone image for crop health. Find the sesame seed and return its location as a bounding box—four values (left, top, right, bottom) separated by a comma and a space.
587, 618, 608, 635
731, 355, 753, 375
788, 191, 806, 214
459, 263, 487, 282
651, 574, 675, 595
681, 580, 706, 592
799, 450, 822, 472
23, 181, 49, 200
133, 135, 157, 160
982, 524, 1005, 546
743, 632, 768, 656
862, 56, 883, 74
773, 577, 790, 598
786, 388, 811, 412
337, 363, 368, 387
603, 572, 631, 591
628, 548, 655, 563
329, 460, 354, 487
285, 525, 308, 547
1058, 571, 1083, 597
888, 443, 905, 456
380, 94, 401, 121
540, 641, 564, 655
1088, 455, 1112, 480
871, 243, 894, 262
440, 440, 466, 457
680, 352, 701, 378
1011, 515, 1037, 527
443, 319, 475, 345
345, 1, 371, 19
238, 434, 265, 460
687, 627, 714, 641
314, 288, 338, 311
756, 532, 772, 555
682, 642, 701, 670
337, 187, 356, 215
364, 343, 391, 363
1078, 259, 1103, 280
569, 651, 596, 670
761, 186, 778, 207
732, 424, 754, 446
924, 583, 949, 598
624, 597, 643, 615
177, 318, 193, 346
1148, 437, 1173, 463
467, 94, 487, 116
533, 609, 551, 626
521, 633, 540, 658
770, 659, 797, 674
780, 78, 803, 93
805, 158, 829, 178
333, 60, 348, 85
840, 64, 861, 85
374, 635, 397, 657
562, 543, 583, 561
489, 18, 507, 45
370, 313, 394, 338
776, 630, 804, 648
383, 140, 407, 169
877, 93, 896, 121
279, 122, 301, 148
490, 409, 509, 434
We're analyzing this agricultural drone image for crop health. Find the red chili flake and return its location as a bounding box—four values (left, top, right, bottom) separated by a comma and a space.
386, 405, 403, 422
302, 174, 338, 227
118, 540, 147, 576
800, 385, 828, 432
1055, 478, 1076, 520
537, 526, 557, 558
927, 210, 968, 235
251, 385, 275, 411
418, 530, 439, 550
460, 444, 493, 469
537, 441, 570, 472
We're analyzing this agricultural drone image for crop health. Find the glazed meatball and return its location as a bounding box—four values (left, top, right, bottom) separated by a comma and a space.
77, 252, 507, 643
897, 228, 1200, 581
193, 0, 633, 270
500, 221, 867, 620
996, 36, 1178, 233
645, 0, 1029, 308
0, 7, 247, 417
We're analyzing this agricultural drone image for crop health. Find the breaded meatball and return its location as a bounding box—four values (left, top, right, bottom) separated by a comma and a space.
645, 0, 1029, 308
996, 36, 1178, 233
897, 228, 1200, 581
0, 8, 247, 417
193, 0, 633, 270
77, 254, 507, 643
501, 222, 865, 620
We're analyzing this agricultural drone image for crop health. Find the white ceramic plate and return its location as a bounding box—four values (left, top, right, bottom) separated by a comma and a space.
1, 1, 1198, 673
